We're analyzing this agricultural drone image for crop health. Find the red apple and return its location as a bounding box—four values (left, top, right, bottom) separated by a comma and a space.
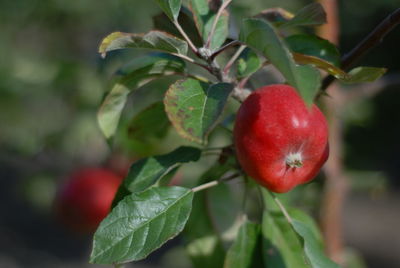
55, 168, 123, 233
234, 84, 329, 193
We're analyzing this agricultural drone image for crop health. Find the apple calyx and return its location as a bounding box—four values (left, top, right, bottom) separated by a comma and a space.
285, 152, 303, 168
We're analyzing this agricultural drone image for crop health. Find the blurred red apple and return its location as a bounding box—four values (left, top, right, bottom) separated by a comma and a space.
55, 168, 123, 233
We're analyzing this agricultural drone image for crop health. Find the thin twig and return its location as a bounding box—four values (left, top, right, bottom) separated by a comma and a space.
192, 180, 219, 192
223, 45, 246, 75
173, 20, 199, 54
321, 8, 400, 91
192, 173, 240, 193
172, 52, 215, 74
205, 0, 232, 49
210, 40, 241, 60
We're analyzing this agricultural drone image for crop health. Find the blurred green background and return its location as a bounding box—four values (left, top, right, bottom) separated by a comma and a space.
0, 0, 399, 267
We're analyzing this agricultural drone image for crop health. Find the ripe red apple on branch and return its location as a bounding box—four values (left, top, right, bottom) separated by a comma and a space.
55, 168, 123, 233
234, 84, 329, 193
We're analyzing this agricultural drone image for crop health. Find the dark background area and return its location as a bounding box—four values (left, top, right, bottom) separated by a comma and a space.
0, 0, 399, 267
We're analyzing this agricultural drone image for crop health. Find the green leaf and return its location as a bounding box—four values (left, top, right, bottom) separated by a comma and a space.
280, 2, 327, 28
122, 146, 201, 195
237, 48, 262, 78
286, 34, 340, 66
164, 78, 233, 144
97, 53, 185, 138
340, 67, 387, 83
239, 18, 320, 105
99, 31, 188, 58
224, 221, 263, 268
90, 186, 194, 264
153, 7, 203, 47
127, 101, 170, 142
292, 220, 340, 268
190, 0, 229, 50
154, 0, 182, 21
262, 211, 308, 268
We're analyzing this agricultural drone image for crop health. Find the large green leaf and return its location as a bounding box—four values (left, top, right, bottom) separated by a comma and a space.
164, 78, 233, 144
279, 2, 327, 28
127, 101, 170, 142
237, 48, 262, 78
286, 34, 340, 66
90, 186, 194, 264
239, 18, 320, 105
190, 0, 229, 50
154, 0, 182, 21
262, 211, 308, 268
97, 53, 185, 138
224, 220, 263, 268
121, 146, 201, 195
99, 31, 188, 58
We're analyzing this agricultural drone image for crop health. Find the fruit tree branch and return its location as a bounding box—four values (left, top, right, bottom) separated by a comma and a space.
321, 8, 400, 91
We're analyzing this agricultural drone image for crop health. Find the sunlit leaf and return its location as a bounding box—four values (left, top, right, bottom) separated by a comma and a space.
90, 186, 193, 264
239, 18, 320, 105
164, 78, 233, 144
99, 31, 188, 58
340, 67, 387, 83
97, 53, 185, 138
293, 53, 346, 78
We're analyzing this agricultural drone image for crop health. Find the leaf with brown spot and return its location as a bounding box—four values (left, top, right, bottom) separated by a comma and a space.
164, 78, 233, 144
